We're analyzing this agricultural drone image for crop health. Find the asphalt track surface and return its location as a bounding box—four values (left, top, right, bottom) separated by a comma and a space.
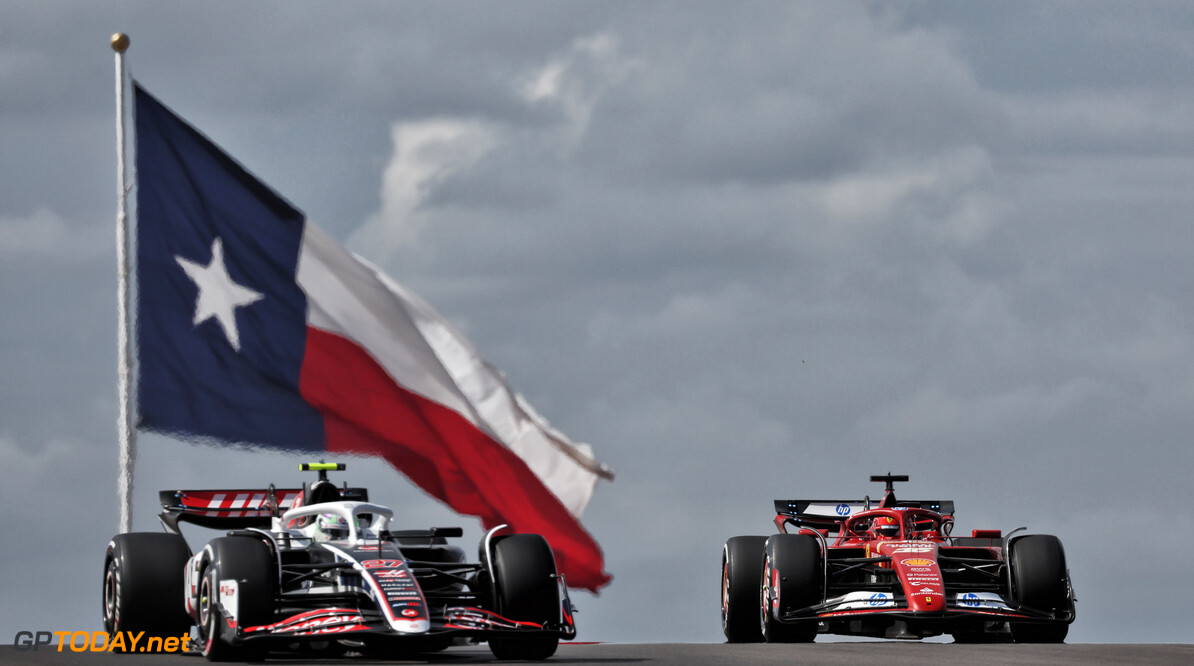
4, 642, 1192, 665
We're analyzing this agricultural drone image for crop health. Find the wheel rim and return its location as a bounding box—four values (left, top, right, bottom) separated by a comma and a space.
103, 563, 119, 630
199, 575, 211, 629
721, 556, 730, 628
759, 553, 778, 634
199, 570, 218, 656
760, 555, 771, 635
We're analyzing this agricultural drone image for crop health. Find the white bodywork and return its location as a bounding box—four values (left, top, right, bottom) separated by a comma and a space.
184, 501, 419, 632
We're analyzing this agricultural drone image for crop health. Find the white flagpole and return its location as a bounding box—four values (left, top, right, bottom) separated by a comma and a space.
112, 32, 136, 534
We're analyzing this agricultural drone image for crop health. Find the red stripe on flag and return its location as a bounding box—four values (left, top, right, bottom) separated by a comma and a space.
299, 327, 610, 592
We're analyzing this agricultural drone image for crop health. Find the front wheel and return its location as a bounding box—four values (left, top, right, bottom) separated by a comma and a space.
721, 536, 766, 643
761, 535, 820, 643
102, 532, 191, 650
487, 534, 560, 660
197, 536, 275, 661
1009, 534, 1071, 644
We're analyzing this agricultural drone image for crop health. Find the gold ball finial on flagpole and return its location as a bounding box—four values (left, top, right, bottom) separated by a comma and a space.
111, 33, 130, 53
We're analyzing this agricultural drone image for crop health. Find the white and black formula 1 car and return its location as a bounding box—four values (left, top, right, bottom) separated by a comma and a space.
721, 474, 1076, 644
102, 463, 575, 660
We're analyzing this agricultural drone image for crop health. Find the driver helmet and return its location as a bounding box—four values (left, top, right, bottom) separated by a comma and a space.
872, 515, 900, 539
314, 513, 350, 542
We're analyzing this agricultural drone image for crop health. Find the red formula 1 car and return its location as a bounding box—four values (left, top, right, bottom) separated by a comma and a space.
721, 475, 1075, 643
102, 463, 574, 660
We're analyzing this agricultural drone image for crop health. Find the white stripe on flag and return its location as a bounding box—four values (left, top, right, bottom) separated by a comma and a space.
295, 223, 612, 517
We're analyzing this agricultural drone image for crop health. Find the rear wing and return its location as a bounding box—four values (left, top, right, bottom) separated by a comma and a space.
773, 499, 955, 533
158, 485, 369, 532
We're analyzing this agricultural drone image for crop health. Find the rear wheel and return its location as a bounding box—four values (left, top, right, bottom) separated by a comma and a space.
198, 536, 275, 661
721, 536, 766, 643
487, 534, 560, 660
761, 535, 821, 643
1009, 535, 1070, 644
102, 532, 191, 650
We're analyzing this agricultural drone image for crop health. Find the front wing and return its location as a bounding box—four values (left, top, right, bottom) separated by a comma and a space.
209, 575, 576, 647
795, 590, 1068, 620
778, 589, 1074, 639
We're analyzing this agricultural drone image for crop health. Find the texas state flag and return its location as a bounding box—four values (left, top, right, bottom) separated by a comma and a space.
133, 83, 612, 591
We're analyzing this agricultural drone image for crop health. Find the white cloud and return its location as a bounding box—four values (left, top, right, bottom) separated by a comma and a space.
348, 119, 498, 256
521, 33, 637, 148
349, 32, 636, 265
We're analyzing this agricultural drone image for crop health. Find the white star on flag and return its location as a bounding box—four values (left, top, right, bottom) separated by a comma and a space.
175, 238, 264, 350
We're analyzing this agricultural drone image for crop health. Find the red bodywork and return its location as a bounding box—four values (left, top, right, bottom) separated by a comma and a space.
758, 476, 1075, 641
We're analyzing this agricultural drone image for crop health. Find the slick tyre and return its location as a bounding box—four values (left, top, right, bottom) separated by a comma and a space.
721, 536, 766, 643
198, 536, 275, 661
1009, 534, 1070, 644
487, 534, 560, 660
102, 532, 191, 650
761, 535, 821, 643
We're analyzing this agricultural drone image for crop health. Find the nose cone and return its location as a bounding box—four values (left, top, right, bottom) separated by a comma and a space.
392, 618, 431, 634
890, 544, 946, 613
912, 591, 943, 611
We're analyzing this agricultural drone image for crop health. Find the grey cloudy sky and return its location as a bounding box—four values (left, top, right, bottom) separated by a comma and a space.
2, 0, 1193, 644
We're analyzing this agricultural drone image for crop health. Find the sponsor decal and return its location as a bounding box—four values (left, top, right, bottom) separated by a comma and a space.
220, 584, 236, 597
909, 567, 932, 572
891, 544, 935, 553
373, 569, 410, 579
402, 609, 419, 617
363, 559, 404, 569
952, 592, 1013, 611
297, 624, 368, 636
836, 503, 851, 516
902, 558, 933, 566
247, 611, 367, 634
444, 607, 543, 631
832, 591, 895, 610
13, 631, 190, 653
919, 587, 936, 593
281, 615, 361, 633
